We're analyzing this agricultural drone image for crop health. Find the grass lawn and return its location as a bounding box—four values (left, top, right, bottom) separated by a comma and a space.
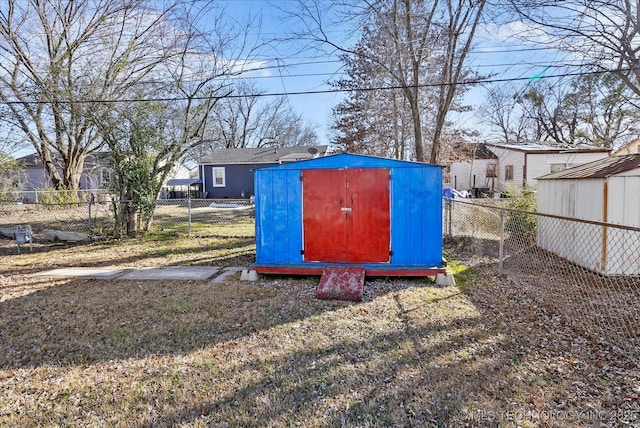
1, 232, 639, 427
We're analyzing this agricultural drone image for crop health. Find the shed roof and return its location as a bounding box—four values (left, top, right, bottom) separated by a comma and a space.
166, 178, 202, 186
538, 154, 640, 180
258, 152, 443, 171
199, 145, 329, 165
485, 142, 611, 154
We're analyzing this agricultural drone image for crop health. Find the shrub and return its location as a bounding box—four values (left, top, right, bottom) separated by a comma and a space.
503, 185, 537, 238
37, 188, 87, 206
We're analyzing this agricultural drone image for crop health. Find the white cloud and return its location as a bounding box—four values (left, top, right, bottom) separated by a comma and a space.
480, 21, 554, 48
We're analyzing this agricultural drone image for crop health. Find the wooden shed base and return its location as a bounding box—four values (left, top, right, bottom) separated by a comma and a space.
252, 264, 446, 277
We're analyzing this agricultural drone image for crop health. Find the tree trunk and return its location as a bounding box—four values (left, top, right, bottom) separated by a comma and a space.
40, 145, 65, 189
126, 201, 137, 237
63, 153, 86, 191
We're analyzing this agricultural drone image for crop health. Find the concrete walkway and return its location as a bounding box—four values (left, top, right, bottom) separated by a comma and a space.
32, 266, 245, 283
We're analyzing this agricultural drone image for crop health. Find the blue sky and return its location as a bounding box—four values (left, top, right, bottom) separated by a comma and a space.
222, 0, 345, 145
3, 1, 566, 156
221, 1, 568, 147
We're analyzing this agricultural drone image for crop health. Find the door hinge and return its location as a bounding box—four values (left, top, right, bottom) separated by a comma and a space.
389, 250, 393, 256
300, 249, 305, 255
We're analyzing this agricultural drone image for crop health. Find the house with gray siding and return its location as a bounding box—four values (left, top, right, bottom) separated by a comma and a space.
198, 146, 329, 198
16, 152, 111, 201
16, 152, 191, 202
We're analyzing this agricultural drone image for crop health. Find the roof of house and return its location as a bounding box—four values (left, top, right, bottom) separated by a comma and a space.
485, 142, 611, 154
612, 139, 640, 156
166, 178, 203, 186
538, 154, 640, 180
18, 152, 110, 168
448, 142, 498, 161
199, 145, 329, 165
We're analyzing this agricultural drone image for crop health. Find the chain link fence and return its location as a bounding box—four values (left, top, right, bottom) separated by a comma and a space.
6, 195, 638, 355
444, 198, 640, 357
0, 189, 107, 204
0, 198, 255, 243
151, 199, 254, 237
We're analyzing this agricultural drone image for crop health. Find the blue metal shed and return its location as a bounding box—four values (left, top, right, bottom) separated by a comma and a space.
252, 153, 445, 276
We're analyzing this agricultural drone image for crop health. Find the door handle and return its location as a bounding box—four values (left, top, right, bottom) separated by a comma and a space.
341, 207, 352, 212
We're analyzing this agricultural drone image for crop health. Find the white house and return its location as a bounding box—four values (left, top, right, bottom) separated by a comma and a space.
449, 144, 498, 194
612, 139, 640, 156
484, 142, 610, 192
536, 154, 640, 275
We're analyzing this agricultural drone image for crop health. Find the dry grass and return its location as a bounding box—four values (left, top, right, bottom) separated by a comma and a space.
1, 233, 639, 427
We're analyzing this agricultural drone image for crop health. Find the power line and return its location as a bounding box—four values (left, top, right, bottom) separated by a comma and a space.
0, 66, 627, 106
0, 48, 582, 89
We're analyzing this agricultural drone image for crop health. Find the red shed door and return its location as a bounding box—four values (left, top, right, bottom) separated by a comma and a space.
302, 168, 390, 263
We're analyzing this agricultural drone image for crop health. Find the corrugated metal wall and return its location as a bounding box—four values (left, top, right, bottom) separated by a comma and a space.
537, 175, 640, 275
254, 154, 443, 270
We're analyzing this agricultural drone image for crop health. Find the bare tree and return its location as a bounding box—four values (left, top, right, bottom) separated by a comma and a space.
282, 0, 486, 163
0, 0, 187, 191
189, 82, 319, 163
480, 85, 527, 143
508, 1, 640, 97
576, 73, 639, 148
252, 97, 319, 147
89, 3, 261, 236
429, 0, 486, 163
208, 82, 262, 150
330, 31, 413, 158
483, 74, 639, 148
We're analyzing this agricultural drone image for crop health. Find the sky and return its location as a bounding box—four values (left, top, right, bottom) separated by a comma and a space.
2, 1, 569, 157
220, 1, 569, 147
221, 0, 346, 146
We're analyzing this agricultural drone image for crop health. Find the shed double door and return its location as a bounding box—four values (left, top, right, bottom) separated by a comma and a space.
302, 168, 390, 263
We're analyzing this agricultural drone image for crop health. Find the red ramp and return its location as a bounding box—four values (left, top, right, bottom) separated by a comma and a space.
316, 266, 365, 302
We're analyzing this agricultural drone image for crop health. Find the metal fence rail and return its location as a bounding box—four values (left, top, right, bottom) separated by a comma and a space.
0, 198, 255, 241
5, 196, 638, 356
444, 198, 640, 356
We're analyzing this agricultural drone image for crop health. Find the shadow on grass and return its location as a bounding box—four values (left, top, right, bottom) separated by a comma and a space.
2, 274, 514, 426
153, 314, 501, 427
0, 235, 256, 274
0, 275, 291, 369
5, 237, 623, 425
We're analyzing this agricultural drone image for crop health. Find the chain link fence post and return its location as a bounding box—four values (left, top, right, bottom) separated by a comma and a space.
447, 198, 452, 237
187, 197, 192, 237
88, 199, 93, 233
498, 206, 505, 275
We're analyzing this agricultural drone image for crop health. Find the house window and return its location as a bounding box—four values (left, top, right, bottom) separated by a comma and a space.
212, 167, 226, 187
504, 165, 514, 181
100, 169, 112, 188
550, 163, 566, 173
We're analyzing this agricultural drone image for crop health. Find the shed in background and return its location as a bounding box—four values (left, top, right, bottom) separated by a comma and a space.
253, 153, 445, 276
537, 154, 640, 275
